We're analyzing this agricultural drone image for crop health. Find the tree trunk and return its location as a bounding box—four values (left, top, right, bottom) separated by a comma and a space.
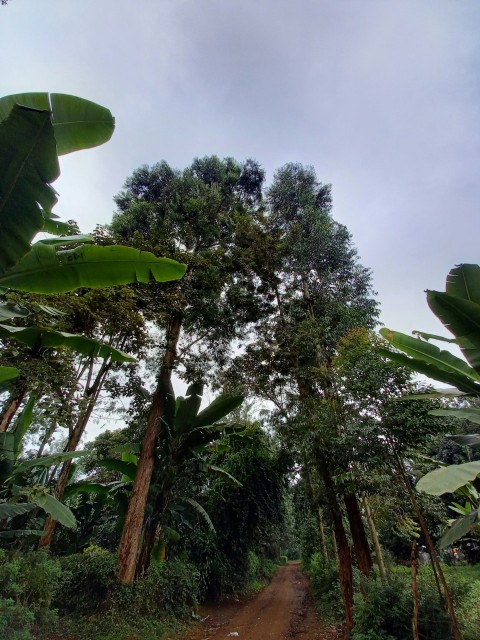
394, 450, 463, 640
362, 493, 387, 584
0, 386, 27, 432
117, 314, 182, 584
317, 506, 329, 563
320, 462, 354, 637
411, 540, 420, 640
39, 359, 110, 549
344, 492, 372, 579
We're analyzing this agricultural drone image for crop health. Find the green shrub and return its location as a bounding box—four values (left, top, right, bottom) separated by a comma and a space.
353, 571, 453, 640
0, 550, 60, 628
279, 555, 288, 565
129, 558, 200, 618
55, 547, 117, 615
305, 554, 344, 623
0, 598, 34, 640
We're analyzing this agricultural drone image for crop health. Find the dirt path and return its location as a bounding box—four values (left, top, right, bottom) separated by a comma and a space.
181, 563, 342, 640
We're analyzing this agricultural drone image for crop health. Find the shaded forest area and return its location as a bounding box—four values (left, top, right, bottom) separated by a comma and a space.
1, 94, 480, 640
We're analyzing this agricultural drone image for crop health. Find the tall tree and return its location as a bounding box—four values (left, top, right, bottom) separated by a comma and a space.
110, 156, 267, 583
227, 163, 378, 633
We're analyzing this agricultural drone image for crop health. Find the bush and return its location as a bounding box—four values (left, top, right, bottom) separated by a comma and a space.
128, 558, 200, 618
305, 554, 344, 623
353, 570, 454, 640
0, 598, 34, 640
55, 546, 117, 615
279, 555, 288, 565
0, 550, 60, 629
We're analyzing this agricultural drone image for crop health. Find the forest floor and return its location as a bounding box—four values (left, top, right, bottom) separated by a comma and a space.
178, 562, 342, 640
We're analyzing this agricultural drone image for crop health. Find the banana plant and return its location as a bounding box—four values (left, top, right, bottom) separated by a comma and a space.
0, 399, 88, 539
0, 92, 186, 385
380, 263, 480, 546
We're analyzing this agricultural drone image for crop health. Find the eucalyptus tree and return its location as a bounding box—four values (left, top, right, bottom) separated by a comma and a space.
227, 163, 378, 633
110, 156, 267, 583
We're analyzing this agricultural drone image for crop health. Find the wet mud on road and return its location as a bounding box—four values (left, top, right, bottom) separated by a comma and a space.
181, 563, 342, 640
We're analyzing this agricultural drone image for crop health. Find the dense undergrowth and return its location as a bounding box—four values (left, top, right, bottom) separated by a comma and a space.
304, 552, 480, 640
0, 547, 278, 640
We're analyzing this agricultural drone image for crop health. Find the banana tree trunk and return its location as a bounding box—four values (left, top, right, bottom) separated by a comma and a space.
344, 492, 372, 578
117, 313, 182, 584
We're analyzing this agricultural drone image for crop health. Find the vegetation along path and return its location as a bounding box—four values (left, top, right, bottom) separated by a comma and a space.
182, 563, 341, 640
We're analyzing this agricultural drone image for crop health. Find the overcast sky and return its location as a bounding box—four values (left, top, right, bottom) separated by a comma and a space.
2, 0, 480, 346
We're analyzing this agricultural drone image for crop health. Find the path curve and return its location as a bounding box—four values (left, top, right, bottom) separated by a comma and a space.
182, 563, 342, 640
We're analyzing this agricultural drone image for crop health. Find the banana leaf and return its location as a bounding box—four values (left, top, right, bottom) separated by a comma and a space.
0, 243, 186, 294
0, 93, 114, 155
416, 461, 480, 495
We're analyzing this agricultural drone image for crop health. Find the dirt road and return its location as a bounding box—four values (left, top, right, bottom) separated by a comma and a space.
182, 563, 342, 640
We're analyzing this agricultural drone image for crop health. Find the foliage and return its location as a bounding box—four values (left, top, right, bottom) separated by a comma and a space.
0, 599, 33, 640
305, 554, 344, 624
0, 549, 60, 635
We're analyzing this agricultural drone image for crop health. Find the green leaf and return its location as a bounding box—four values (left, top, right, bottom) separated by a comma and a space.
0, 324, 136, 362
208, 465, 242, 487
35, 234, 92, 246
64, 482, 109, 498
0, 303, 29, 321
0, 93, 115, 155
446, 434, 480, 448
0, 243, 187, 294
0, 501, 36, 519
180, 497, 215, 534
0, 529, 46, 539
35, 493, 76, 528
378, 347, 480, 395
11, 395, 35, 458
97, 458, 137, 480
438, 509, 479, 548
41, 216, 76, 236
192, 394, 244, 429
416, 461, 480, 495
412, 331, 456, 344
12, 450, 88, 475
429, 408, 480, 425
0, 105, 58, 272
175, 382, 203, 434
0, 366, 20, 384
446, 264, 480, 304
380, 328, 478, 380
427, 291, 480, 373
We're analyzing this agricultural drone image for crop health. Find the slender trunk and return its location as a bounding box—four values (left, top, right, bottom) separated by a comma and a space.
362, 493, 387, 584
317, 506, 329, 563
344, 492, 372, 578
394, 450, 462, 640
37, 422, 57, 458
117, 314, 182, 584
39, 359, 110, 549
332, 525, 339, 562
411, 540, 420, 640
320, 461, 354, 637
303, 452, 329, 562
0, 387, 27, 432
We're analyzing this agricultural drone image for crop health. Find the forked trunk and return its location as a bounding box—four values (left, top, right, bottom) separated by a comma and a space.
117, 314, 182, 584
362, 493, 387, 584
344, 492, 372, 578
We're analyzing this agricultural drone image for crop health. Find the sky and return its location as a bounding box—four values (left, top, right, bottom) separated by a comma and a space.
2, 0, 480, 356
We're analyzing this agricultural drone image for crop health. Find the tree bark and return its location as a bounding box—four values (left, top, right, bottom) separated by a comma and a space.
39, 359, 110, 549
411, 539, 420, 640
394, 450, 463, 640
320, 461, 354, 637
0, 386, 27, 432
344, 492, 372, 579
362, 493, 387, 584
117, 313, 182, 584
